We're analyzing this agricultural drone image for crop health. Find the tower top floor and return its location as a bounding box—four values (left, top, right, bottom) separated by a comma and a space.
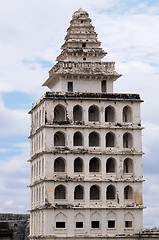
43, 8, 121, 93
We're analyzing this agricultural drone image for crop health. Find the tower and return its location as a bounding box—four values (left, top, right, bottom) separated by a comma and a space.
29, 8, 144, 239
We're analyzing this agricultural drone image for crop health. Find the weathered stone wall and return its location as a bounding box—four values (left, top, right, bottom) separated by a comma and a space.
0, 213, 29, 240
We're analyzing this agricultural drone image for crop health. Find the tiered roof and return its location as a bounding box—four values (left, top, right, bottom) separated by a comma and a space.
56, 8, 106, 62
43, 8, 121, 89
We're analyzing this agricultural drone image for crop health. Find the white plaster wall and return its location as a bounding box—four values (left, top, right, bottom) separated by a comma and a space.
30, 98, 142, 135
44, 98, 141, 125
38, 153, 142, 181
42, 181, 142, 207
29, 96, 143, 238
42, 208, 143, 237
44, 127, 142, 152
50, 78, 114, 93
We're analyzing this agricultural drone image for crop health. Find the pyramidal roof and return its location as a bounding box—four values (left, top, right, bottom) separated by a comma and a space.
43, 9, 121, 89
56, 8, 107, 62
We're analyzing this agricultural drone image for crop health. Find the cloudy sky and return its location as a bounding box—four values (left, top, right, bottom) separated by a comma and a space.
0, 0, 158, 229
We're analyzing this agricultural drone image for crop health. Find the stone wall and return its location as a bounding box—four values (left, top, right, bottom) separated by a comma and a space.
0, 213, 29, 240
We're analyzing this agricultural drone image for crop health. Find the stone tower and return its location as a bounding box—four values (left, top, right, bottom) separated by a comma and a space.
29, 8, 144, 239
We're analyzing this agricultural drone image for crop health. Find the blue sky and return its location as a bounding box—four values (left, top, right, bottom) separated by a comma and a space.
0, 0, 159, 228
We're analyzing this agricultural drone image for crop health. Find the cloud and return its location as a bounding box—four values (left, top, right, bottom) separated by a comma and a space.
0, 142, 29, 213
143, 173, 159, 228
0, 148, 10, 153
0, 98, 29, 136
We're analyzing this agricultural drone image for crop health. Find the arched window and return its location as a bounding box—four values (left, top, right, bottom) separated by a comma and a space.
123, 106, 132, 122
54, 131, 65, 146
89, 157, 100, 172
74, 158, 83, 172
74, 185, 84, 199
73, 105, 83, 122
89, 131, 100, 147
123, 132, 133, 148
54, 105, 66, 122
91, 212, 100, 229
124, 185, 133, 199
106, 158, 116, 173
125, 212, 134, 228
106, 185, 116, 200
55, 212, 66, 229
90, 185, 100, 200
105, 106, 115, 122
106, 132, 115, 147
107, 211, 116, 229
88, 105, 99, 122
73, 132, 83, 146
75, 213, 84, 229
54, 157, 65, 172
54, 185, 66, 199
123, 158, 133, 173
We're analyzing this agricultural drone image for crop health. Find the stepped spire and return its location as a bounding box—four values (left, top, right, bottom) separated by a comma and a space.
56, 8, 107, 62
43, 9, 121, 91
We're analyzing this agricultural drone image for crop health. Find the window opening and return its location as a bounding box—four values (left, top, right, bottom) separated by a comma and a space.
101, 80, 106, 92
56, 222, 65, 228
106, 158, 115, 173
74, 158, 83, 172
54, 158, 65, 172
82, 43, 86, 47
105, 106, 115, 122
124, 158, 133, 173
123, 133, 132, 148
83, 57, 86, 60
81, 20, 83, 23
89, 105, 99, 122
125, 221, 132, 228
73, 105, 82, 121
89, 157, 100, 172
106, 185, 115, 200
90, 185, 100, 200
76, 222, 83, 228
54, 105, 66, 122
73, 132, 83, 146
89, 132, 99, 147
91, 221, 99, 228
68, 81, 73, 92
54, 132, 65, 146
124, 186, 133, 199
74, 185, 84, 199
108, 220, 115, 228
123, 106, 132, 122
106, 132, 115, 147
55, 185, 66, 199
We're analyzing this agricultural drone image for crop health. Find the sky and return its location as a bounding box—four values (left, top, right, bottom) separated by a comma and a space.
0, 0, 158, 229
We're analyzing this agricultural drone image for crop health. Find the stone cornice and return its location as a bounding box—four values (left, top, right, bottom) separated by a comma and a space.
28, 149, 144, 162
